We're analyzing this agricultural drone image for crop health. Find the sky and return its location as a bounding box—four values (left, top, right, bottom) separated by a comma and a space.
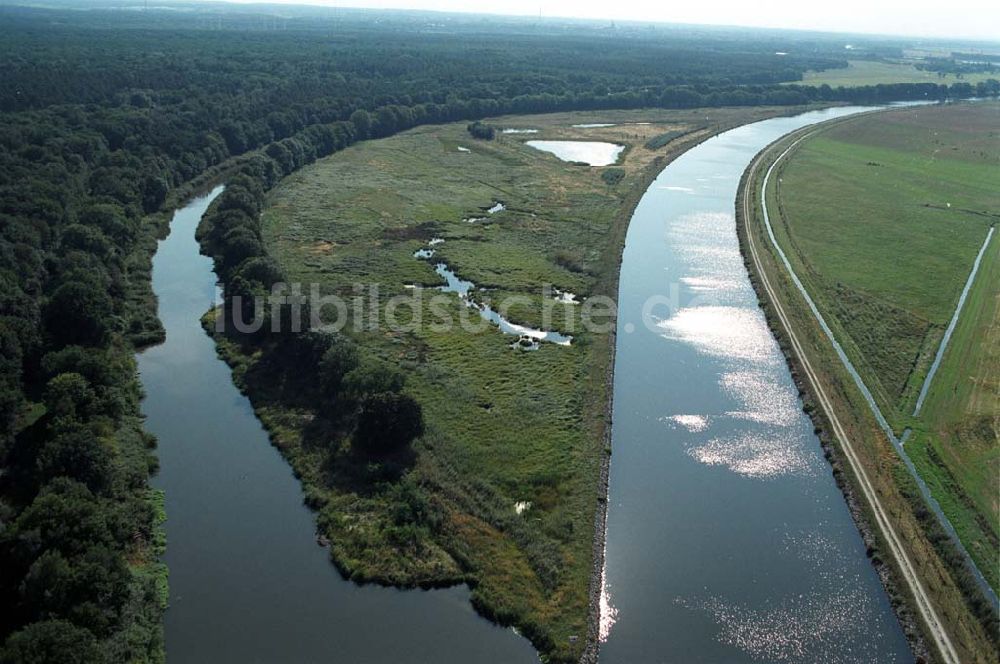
224, 0, 1000, 41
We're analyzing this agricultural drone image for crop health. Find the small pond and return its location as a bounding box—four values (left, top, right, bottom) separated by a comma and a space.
526, 140, 625, 166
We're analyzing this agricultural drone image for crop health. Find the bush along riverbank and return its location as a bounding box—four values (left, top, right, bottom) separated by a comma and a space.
736, 132, 999, 663
197, 168, 429, 469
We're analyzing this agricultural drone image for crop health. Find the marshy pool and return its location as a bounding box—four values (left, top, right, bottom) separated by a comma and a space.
411, 237, 572, 348
526, 140, 625, 166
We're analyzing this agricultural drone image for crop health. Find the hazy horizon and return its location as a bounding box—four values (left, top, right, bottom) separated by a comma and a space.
218, 0, 1000, 41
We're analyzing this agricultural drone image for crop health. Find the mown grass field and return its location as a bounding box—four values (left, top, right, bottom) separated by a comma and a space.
232, 105, 801, 661
794, 59, 1000, 87
768, 102, 999, 595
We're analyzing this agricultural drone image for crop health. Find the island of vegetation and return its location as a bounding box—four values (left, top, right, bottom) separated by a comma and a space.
739, 101, 999, 663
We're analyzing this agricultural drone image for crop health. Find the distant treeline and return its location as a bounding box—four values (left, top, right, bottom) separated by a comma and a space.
917, 56, 999, 76
0, 6, 998, 660
951, 52, 1000, 64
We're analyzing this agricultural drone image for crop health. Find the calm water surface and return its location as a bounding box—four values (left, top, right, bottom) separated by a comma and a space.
526, 140, 624, 165
139, 187, 537, 663
601, 107, 912, 662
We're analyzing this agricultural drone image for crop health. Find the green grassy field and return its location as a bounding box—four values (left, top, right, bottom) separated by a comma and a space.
217, 106, 801, 661
794, 60, 1000, 87
907, 229, 999, 591
769, 102, 999, 593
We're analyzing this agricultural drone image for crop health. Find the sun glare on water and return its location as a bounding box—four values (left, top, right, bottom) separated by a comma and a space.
657, 306, 775, 363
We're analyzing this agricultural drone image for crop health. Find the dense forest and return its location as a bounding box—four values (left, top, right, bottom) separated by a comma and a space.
0, 3, 997, 660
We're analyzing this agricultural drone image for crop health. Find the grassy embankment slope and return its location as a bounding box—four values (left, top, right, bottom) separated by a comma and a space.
744, 102, 997, 662
216, 105, 801, 662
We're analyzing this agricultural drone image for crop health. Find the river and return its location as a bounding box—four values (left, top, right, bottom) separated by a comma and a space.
139, 187, 538, 662
600, 107, 912, 662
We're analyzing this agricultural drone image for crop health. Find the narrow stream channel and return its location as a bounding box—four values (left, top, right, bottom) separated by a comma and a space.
600, 107, 912, 662
412, 238, 572, 348
139, 187, 537, 662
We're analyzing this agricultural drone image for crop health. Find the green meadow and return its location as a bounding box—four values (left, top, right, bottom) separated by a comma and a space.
769, 101, 999, 591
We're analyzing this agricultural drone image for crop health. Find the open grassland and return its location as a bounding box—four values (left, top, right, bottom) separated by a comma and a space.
762, 101, 999, 618
744, 112, 1000, 662
772, 102, 1000, 421
226, 105, 802, 662
907, 230, 999, 595
794, 60, 1000, 87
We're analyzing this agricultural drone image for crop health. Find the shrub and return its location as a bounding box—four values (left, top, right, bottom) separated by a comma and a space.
8, 479, 118, 560
644, 130, 686, 150
601, 168, 625, 186
35, 429, 114, 496
466, 121, 495, 140
0, 619, 100, 664
342, 359, 405, 402
353, 392, 424, 455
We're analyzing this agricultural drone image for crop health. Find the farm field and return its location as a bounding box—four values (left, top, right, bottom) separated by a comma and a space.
224, 105, 801, 661
768, 101, 1000, 592
794, 59, 1000, 87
